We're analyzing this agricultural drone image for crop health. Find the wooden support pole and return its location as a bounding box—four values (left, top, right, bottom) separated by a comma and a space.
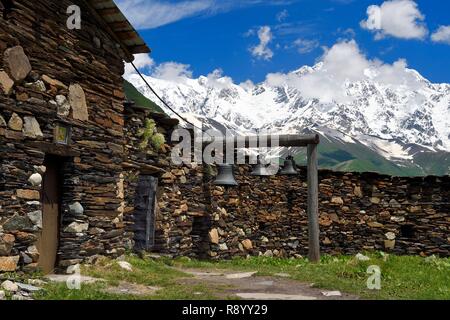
307, 143, 320, 263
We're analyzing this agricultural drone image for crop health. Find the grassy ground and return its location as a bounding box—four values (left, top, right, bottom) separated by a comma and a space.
34, 253, 450, 300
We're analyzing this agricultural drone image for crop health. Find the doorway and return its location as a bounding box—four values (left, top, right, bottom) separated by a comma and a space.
133, 175, 158, 251
37, 155, 63, 274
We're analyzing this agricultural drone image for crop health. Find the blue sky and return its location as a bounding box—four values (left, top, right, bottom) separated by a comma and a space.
118, 0, 450, 84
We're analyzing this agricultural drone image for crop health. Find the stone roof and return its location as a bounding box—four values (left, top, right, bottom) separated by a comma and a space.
87, 0, 150, 61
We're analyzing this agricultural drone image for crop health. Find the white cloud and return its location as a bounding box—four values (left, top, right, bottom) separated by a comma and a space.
152, 62, 193, 82
123, 54, 155, 80
276, 9, 289, 22
266, 40, 423, 103
116, 0, 298, 30
431, 26, 450, 45
292, 38, 320, 54
361, 0, 428, 40
205, 69, 234, 89
250, 26, 274, 60
116, 0, 213, 30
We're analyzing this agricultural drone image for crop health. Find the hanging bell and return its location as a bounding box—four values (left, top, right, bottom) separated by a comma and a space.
279, 155, 298, 175
214, 164, 239, 186
251, 155, 272, 176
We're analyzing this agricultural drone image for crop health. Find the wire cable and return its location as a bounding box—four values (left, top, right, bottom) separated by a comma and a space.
130, 61, 209, 135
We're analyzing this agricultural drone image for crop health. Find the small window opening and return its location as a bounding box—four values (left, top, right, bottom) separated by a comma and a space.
1, 0, 14, 20
400, 225, 415, 239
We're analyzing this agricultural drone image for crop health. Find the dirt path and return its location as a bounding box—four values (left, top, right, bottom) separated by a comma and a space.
176, 268, 358, 300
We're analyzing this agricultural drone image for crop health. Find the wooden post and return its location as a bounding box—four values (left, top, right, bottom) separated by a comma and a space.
307, 143, 320, 263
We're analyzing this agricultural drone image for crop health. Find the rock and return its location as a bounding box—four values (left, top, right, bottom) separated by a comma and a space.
355, 253, 370, 261
28, 173, 42, 186
56, 95, 70, 116
0, 70, 14, 95
0, 114, 6, 127
370, 197, 381, 204
11, 294, 27, 300
180, 203, 188, 212
225, 271, 257, 279
367, 221, 384, 228
261, 236, 269, 243
66, 264, 80, 274
26, 245, 39, 261
323, 237, 332, 245
117, 261, 133, 272
68, 202, 84, 215
390, 216, 405, 222
385, 232, 396, 240
42, 75, 67, 89
0, 290, 5, 300
263, 250, 274, 257
8, 113, 23, 131
16, 189, 40, 200
27, 210, 43, 228
241, 239, 253, 250
0, 234, 15, 255
354, 186, 363, 198
331, 197, 344, 205
1, 280, 19, 292
321, 290, 342, 297
23, 116, 43, 138
384, 239, 396, 250
28, 279, 47, 286
64, 222, 89, 233
4, 46, 32, 83
16, 282, 42, 292
2, 214, 34, 231
69, 84, 89, 121
31, 80, 46, 92
209, 228, 219, 244
219, 243, 228, 251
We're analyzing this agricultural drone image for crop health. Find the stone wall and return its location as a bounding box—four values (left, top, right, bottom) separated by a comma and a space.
206, 166, 450, 259
123, 113, 449, 260
1, 0, 128, 272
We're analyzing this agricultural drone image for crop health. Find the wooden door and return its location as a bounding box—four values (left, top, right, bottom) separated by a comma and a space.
133, 175, 158, 251
37, 156, 61, 274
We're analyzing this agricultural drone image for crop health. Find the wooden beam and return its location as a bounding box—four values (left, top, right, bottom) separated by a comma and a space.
307, 143, 320, 263
201, 134, 320, 148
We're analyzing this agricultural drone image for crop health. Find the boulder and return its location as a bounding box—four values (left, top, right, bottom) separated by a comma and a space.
8, 113, 23, 131
0, 70, 14, 95
3, 46, 32, 83
241, 239, 253, 250
0, 256, 20, 272
69, 84, 88, 121
68, 202, 84, 215
2, 214, 34, 232
42, 75, 67, 89
23, 116, 43, 138
209, 228, 219, 244
16, 189, 40, 200
64, 222, 89, 233
28, 173, 42, 186
0, 233, 15, 255
56, 95, 70, 116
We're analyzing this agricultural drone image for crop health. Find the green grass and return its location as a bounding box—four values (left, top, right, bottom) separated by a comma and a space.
172, 253, 450, 300
33, 253, 450, 300
123, 80, 165, 113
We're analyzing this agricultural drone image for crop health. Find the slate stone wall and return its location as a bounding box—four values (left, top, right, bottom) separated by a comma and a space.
0, 0, 128, 272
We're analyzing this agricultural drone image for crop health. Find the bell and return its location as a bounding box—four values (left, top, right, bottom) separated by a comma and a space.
251, 156, 271, 176
279, 155, 298, 175
214, 164, 239, 186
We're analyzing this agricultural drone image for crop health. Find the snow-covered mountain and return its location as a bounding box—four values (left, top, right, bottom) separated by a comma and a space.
125, 62, 450, 176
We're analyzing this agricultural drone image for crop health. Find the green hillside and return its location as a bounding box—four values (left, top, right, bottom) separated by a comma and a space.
293, 133, 449, 177
123, 80, 165, 114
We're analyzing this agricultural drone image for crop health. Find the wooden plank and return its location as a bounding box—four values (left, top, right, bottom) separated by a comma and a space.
201, 134, 320, 148
307, 143, 320, 263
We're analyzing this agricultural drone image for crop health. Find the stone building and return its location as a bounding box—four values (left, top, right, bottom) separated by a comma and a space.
1, 0, 449, 276
0, 0, 151, 273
